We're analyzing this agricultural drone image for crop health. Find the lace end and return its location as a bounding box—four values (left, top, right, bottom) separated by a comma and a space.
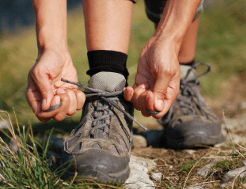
133, 119, 148, 131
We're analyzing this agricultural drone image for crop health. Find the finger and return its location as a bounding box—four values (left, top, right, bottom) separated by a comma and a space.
138, 91, 151, 117
53, 93, 70, 121
35, 103, 60, 122
145, 91, 155, 112
141, 109, 151, 117
26, 87, 40, 115
65, 89, 77, 116
50, 95, 61, 107
153, 79, 180, 119
47, 95, 62, 111
74, 90, 85, 110
124, 86, 134, 102
152, 99, 173, 119
31, 68, 54, 112
132, 83, 149, 111
153, 72, 171, 112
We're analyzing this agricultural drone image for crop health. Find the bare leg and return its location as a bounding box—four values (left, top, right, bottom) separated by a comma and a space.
155, 18, 199, 64
83, 0, 133, 54
178, 18, 199, 64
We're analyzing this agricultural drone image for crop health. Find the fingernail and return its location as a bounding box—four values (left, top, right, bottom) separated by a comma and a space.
145, 93, 148, 101
55, 96, 60, 105
42, 98, 47, 109
141, 83, 150, 90
156, 99, 164, 110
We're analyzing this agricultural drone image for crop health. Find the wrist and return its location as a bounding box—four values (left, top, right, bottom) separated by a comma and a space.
151, 34, 181, 56
37, 27, 68, 55
154, 25, 186, 51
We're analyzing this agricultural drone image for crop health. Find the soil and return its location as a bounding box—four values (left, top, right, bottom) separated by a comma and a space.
131, 73, 246, 188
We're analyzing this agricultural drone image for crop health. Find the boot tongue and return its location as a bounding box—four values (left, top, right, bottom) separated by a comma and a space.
88, 72, 126, 141
180, 65, 196, 80
89, 72, 126, 92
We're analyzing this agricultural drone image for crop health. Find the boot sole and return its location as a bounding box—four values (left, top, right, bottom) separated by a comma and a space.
166, 133, 224, 149
64, 164, 130, 184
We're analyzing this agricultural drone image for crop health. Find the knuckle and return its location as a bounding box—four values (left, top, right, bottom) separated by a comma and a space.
54, 114, 65, 122
68, 108, 76, 116
162, 67, 173, 77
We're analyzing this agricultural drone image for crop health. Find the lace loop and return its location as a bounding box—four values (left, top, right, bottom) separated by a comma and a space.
163, 63, 211, 123
61, 78, 147, 131
178, 63, 210, 118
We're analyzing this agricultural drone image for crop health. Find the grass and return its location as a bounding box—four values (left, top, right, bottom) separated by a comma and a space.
0, 110, 69, 188
0, 0, 246, 188
212, 159, 244, 173
180, 159, 202, 173
0, 110, 124, 188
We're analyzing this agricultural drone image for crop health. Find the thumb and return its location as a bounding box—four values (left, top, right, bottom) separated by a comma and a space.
153, 73, 171, 111
32, 71, 54, 111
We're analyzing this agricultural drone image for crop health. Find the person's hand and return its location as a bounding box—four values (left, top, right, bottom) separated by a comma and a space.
26, 50, 85, 122
124, 37, 180, 119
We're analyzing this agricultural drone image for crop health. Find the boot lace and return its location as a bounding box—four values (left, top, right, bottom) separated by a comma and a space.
164, 62, 211, 124
61, 78, 147, 132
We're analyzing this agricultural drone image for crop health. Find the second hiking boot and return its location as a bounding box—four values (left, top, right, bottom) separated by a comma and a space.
158, 63, 224, 148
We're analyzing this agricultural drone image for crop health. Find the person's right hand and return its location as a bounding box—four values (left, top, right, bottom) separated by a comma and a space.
26, 50, 85, 122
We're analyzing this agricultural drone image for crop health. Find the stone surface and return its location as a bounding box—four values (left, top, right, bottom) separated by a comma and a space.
238, 101, 246, 110
150, 172, 162, 181
124, 155, 156, 189
0, 119, 10, 130
197, 159, 221, 178
8, 136, 20, 153
133, 135, 147, 148
223, 165, 246, 181
184, 150, 196, 155
186, 184, 206, 189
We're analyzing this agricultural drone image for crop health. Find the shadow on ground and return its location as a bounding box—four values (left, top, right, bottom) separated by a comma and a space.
31, 120, 79, 136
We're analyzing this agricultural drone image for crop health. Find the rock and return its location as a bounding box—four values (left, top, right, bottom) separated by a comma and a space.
125, 169, 154, 189
124, 155, 156, 189
230, 134, 246, 144
185, 150, 196, 155
186, 184, 206, 189
243, 160, 246, 166
225, 120, 238, 130
129, 155, 156, 171
223, 166, 246, 181
0, 119, 10, 130
197, 158, 222, 178
221, 182, 231, 188
8, 136, 20, 153
150, 172, 162, 181
214, 142, 226, 148
133, 135, 147, 148
238, 101, 246, 110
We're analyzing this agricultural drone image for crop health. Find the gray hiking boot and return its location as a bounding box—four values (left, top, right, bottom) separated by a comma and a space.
61, 72, 146, 184
158, 63, 224, 148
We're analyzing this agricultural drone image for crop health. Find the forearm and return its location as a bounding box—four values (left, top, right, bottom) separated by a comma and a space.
32, 0, 68, 54
154, 0, 202, 51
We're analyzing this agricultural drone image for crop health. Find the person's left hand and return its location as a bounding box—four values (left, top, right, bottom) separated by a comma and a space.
124, 36, 180, 119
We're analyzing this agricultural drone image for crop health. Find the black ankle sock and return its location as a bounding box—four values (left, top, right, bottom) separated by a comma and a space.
86, 50, 129, 83
180, 59, 195, 67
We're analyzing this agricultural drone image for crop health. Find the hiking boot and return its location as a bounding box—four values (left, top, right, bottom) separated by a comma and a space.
158, 63, 224, 148
61, 72, 146, 184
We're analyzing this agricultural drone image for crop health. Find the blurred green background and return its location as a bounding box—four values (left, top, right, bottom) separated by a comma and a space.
0, 0, 245, 132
